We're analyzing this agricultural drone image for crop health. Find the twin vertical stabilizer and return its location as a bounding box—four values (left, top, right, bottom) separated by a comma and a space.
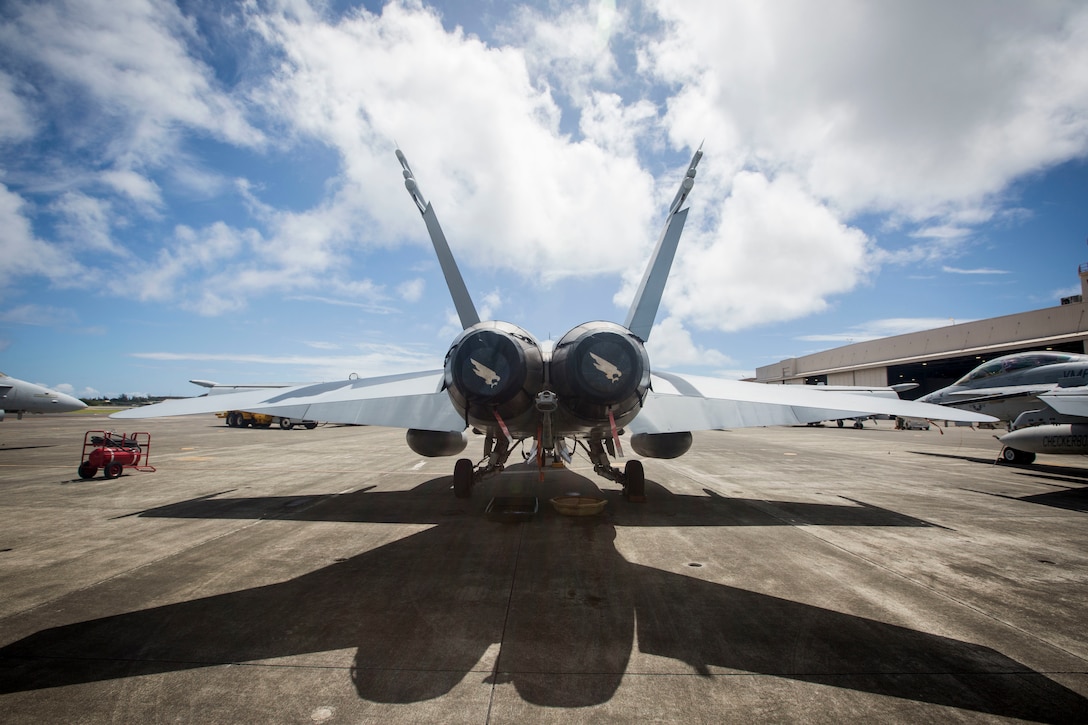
623, 145, 702, 342
397, 144, 702, 341
397, 149, 481, 330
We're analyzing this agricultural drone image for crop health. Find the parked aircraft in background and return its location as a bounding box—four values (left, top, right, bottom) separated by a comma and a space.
114, 148, 993, 499
0, 373, 86, 420
919, 351, 1088, 463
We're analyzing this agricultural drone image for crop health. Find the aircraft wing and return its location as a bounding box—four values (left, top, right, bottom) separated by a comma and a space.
1038, 387, 1088, 417
114, 368, 994, 433
111, 371, 466, 432
628, 372, 996, 434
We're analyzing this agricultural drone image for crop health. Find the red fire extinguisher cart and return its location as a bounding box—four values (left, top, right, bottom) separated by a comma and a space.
78, 430, 156, 480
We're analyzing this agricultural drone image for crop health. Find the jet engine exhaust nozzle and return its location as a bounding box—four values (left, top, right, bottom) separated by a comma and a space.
550, 321, 650, 424
444, 321, 544, 429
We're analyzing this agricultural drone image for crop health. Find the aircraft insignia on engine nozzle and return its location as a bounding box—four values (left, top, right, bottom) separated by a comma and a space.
471, 359, 501, 388
590, 353, 623, 383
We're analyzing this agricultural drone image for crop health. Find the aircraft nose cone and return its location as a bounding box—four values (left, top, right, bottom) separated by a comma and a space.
56, 393, 87, 412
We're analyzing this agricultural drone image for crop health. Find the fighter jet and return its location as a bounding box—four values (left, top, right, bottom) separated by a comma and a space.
113, 148, 993, 499
919, 351, 1088, 463
0, 372, 87, 420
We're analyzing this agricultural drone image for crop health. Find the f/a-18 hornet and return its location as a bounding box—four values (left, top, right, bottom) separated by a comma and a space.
114, 148, 992, 498
920, 350, 1088, 464
1, 372, 86, 420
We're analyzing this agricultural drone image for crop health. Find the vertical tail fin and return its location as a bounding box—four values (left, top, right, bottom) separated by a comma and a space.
623, 145, 703, 341
397, 149, 481, 329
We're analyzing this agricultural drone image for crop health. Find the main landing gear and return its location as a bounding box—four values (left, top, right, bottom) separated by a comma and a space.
450, 432, 646, 501
452, 431, 513, 499
999, 446, 1036, 465
582, 437, 645, 501
453, 457, 474, 498
620, 460, 646, 502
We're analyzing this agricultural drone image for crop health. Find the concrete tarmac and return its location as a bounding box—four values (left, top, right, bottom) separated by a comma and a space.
1, 413, 1087, 723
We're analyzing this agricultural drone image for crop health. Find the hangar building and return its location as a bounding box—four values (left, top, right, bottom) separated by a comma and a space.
755, 264, 1088, 399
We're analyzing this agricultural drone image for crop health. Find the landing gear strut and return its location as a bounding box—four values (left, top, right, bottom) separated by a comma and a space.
585, 438, 645, 502
451, 431, 516, 498
450, 432, 645, 502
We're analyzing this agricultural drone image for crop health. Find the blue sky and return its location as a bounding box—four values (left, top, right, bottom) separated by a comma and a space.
1, 0, 1086, 398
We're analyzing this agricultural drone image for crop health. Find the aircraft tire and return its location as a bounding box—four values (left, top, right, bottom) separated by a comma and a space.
1001, 446, 1036, 465
836, 420, 844, 428
104, 462, 123, 479
453, 458, 473, 498
624, 460, 646, 502
279, 418, 293, 430
78, 462, 97, 479
304, 422, 318, 430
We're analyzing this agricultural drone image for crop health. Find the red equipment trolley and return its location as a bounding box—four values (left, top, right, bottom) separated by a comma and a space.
78, 430, 156, 480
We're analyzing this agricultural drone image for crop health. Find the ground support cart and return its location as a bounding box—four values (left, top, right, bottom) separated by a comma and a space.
78, 430, 156, 480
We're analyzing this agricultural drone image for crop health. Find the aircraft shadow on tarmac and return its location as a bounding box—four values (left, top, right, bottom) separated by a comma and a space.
962, 485, 1088, 514
910, 451, 1088, 512
1, 476, 1086, 721
114, 478, 942, 528
910, 450, 1088, 480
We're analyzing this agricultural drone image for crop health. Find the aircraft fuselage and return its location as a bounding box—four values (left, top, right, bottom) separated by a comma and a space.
920, 352, 1088, 421
0, 374, 87, 420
